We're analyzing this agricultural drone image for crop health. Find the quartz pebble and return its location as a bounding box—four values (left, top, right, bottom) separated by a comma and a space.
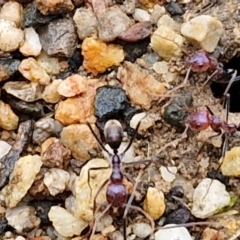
157, 14, 180, 32
73, 8, 98, 40
133, 8, 151, 22
74, 158, 111, 222
143, 187, 165, 220
0, 19, 24, 52
150, 5, 166, 24
0, 101, 19, 130
60, 124, 99, 161
42, 79, 61, 103
221, 147, 240, 177
3, 81, 43, 102
151, 25, 185, 60
57, 74, 87, 97
1, 155, 42, 208
155, 224, 192, 240
20, 27, 42, 57
138, 0, 161, 9
0, 140, 11, 158
132, 222, 152, 238
0, 1, 22, 27
18, 58, 50, 85
48, 206, 87, 237
181, 15, 224, 52
82, 37, 124, 76
191, 178, 230, 219
117, 61, 166, 109
160, 166, 177, 182
44, 168, 70, 196
97, 6, 133, 42
6, 206, 40, 233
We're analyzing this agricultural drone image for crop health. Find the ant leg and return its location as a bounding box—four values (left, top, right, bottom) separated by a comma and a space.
89, 203, 112, 240
202, 69, 218, 88
222, 70, 237, 98
86, 121, 110, 154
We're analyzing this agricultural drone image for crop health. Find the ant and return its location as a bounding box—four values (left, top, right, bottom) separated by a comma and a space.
86, 120, 155, 240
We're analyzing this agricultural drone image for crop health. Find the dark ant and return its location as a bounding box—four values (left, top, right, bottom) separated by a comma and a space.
86, 120, 155, 240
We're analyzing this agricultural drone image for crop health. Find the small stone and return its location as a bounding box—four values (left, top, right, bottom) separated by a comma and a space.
36, 51, 62, 76
18, 58, 50, 85
97, 6, 133, 42
166, 2, 184, 16
191, 178, 230, 219
133, 9, 151, 22
132, 222, 152, 238
155, 224, 192, 240
95, 214, 113, 232
44, 168, 70, 196
3, 81, 43, 102
160, 166, 177, 182
19, 27, 42, 57
165, 208, 190, 225
0, 140, 11, 158
0, 1, 22, 27
143, 187, 165, 220
0, 101, 19, 130
48, 206, 88, 237
150, 5, 166, 24
57, 74, 87, 97
153, 61, 178, 83
221, 146, 240, 177
117, 61, 166, 109
42, 79, 61, 103
74, 158, 111, 222
201, 227, 225, 240
41, 137, 70, 168
0, 59, 20, 81
157, 14, 181, 32
151, 25, 185, 60
36, 0, 74, 15
0, 19, 24, 52
6, 206, 40, 233
60, 124, 99, 161
138, 0, 165, 9
82, 37, 124, 76
39, 18, 77, 57
181, 15, 224, 52
15, 236, 26, 240
1, 155, 42, 208
55, 79, 103, 125
73, 8, 98, 40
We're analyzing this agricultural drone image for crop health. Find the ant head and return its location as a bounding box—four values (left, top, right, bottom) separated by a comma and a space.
104, 120, 123, 151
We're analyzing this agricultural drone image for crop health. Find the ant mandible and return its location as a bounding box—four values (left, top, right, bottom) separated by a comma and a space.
86, 120, 154, 240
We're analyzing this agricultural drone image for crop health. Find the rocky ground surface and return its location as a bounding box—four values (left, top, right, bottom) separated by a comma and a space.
0, 0, 240, 240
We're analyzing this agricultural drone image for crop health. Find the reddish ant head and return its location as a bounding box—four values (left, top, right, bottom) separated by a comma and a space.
104, 120, 123, 150
185, 110, 210, 131
223, 123, 237, 134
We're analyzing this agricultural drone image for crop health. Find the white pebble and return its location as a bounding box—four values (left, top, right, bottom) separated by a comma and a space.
132, 222, 152, 238
133, 8, 151, 22
160, 166, 177, 182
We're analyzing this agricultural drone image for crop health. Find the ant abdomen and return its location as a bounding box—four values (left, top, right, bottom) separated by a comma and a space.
186, 110, 210, 131
107, 183, 127, 208
104, 120, 123, 150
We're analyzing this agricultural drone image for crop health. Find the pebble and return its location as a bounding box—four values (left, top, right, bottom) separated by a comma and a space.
151, 25, 185, 60
191, 178, 231, 219
0, 1, 22, 27
166, 2, 184, 16
221, 146, 240, 177
0, 101, 19, 130
48, 206, 88, 237
155, 224, 192, 240
181, 15, 224, 52
1, 155, 42, 208
57, 74, 87, 97
153, 61, 178, 83
44, 168, 70, 196
18, 58, 50, 85
138, 0, 160, 9
165, 208, 190, 225
95, 214, 113, 232
55, 79, 104, 125
117, 61, 166, 109
0, 140, 11, 159
73, 8, 98, 40
41, 137, 70, 168
60, 124, 99, 161
143, 187, 165, 220
42, 79, 61, 103
82, 37, 124, 76
157, 14, 181, 32
39, 18, 77, 57
6, 206, 40, 233
133, 8, 151, 22
0, 19, 24, 52
97, 6, 133, 42
74, 158, 111, 222
150, 5, 166, 24
15, 236, 26, 240
19, 27, 42, 57
3, 81, 43, 102
36, 0, 74, 15
132, 222, 152, 238
160, 166, 177, 182
0, 58, 20, 81
201, 227, 225, 240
